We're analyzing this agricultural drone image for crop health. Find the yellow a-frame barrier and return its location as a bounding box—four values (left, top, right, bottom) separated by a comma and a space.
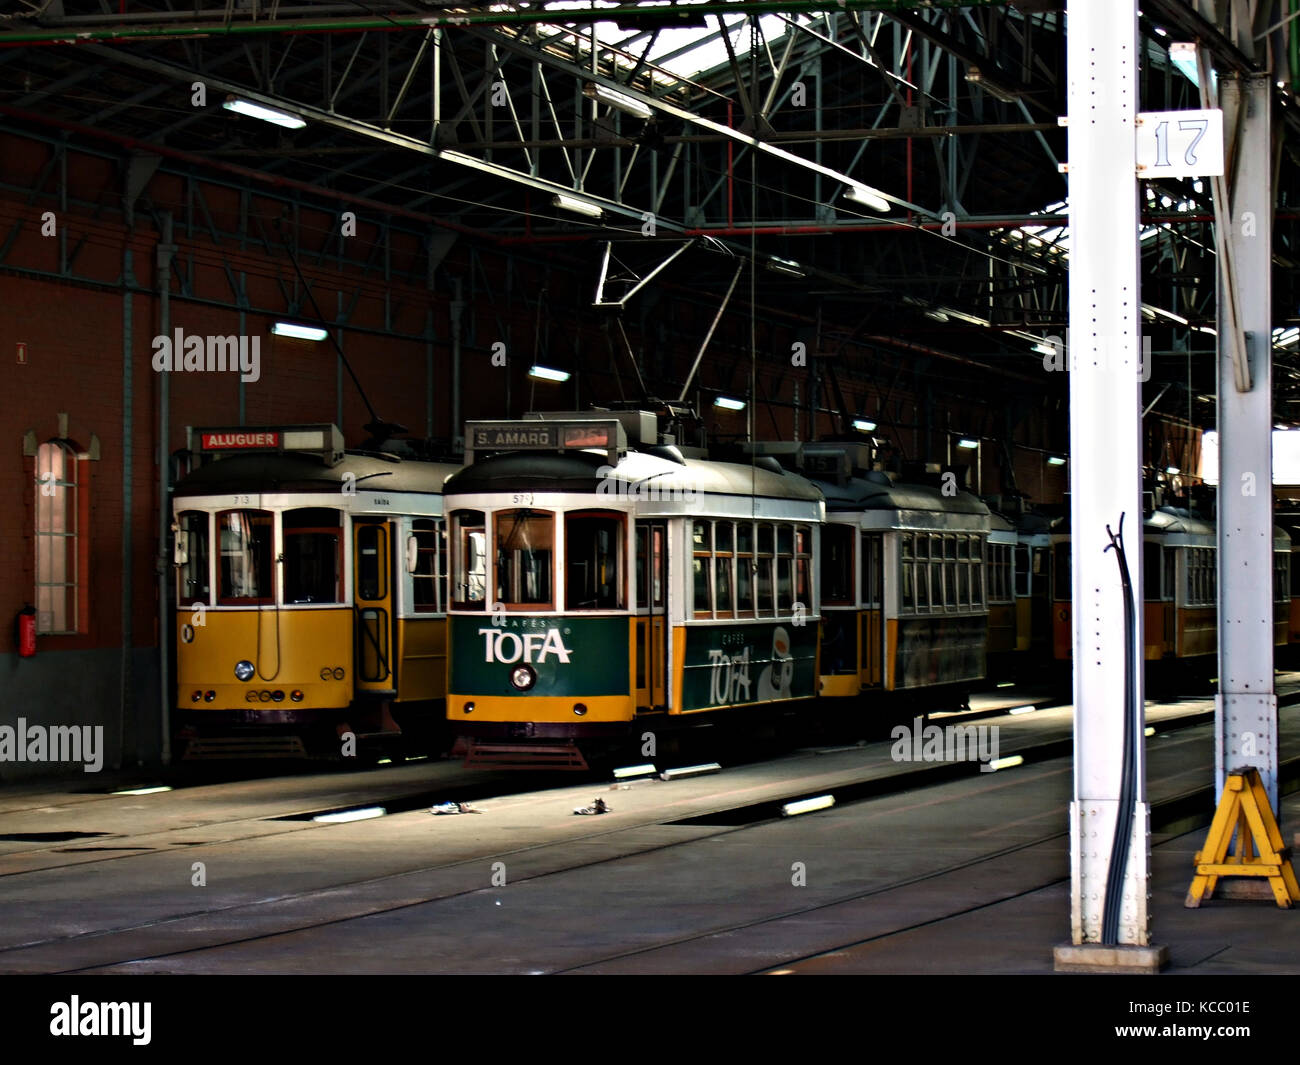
1185, 768, 1300, 909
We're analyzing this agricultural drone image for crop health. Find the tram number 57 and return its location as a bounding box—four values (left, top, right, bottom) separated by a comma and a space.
1135, 109, 1223, 179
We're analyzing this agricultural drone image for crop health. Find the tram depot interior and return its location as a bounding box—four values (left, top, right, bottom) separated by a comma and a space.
2, 0, 1300, 980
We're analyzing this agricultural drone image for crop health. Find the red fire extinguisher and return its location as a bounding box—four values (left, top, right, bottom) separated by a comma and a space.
17, 604, 36, 658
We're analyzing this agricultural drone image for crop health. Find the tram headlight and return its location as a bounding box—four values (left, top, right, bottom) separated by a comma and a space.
191, 691, 202, 703
463, 702, 475, 714
204, 690, 216, 702
573, 703, 588, 716
509, 665, 537, 691
234, 660, 255, 682
291, 690, 304, 702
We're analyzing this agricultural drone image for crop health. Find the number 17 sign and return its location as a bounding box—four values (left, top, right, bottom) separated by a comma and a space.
1136, 108, 1224, 178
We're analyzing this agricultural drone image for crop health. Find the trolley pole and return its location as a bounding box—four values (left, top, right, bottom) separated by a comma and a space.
1054, 0, 1163, 970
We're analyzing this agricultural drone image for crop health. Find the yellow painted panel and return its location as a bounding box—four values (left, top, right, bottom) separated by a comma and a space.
395, 617, 446, 703
819, 674, 861, 698
1014, 598, 1033, 652
176, 608, 352, 710
445, 693, 634, 723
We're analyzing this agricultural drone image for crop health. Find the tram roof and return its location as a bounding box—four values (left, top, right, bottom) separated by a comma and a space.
444, 448, 824, 503
815, 474, 991, 517
173, 451, 460, 498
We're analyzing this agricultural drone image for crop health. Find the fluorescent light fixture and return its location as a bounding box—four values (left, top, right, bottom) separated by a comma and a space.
923, 309, 950, 322
944, 308, 993, 328
1166, 465, 1181, 474
583, 82, 653, 120
659, 763, 722, 780
1033, 341, 1059, 356
781, 794, 835, 817
1169, 41, 1200, 88
612, 763, 656, 779
272, 322, 329, 342
714, 396, 746, 411
996, 681, 1015, 688
222, 97, 306, 129
842, 183, 891, 213
552, 193, 604, 219
112, 785, 173, 796
964, 66, 1020, 104
987, 754, 1024, 771
767, 256, 806, 278
956, 438, 979, 450
1144, 726, 1156, 737
1008, 706, 1037, 716
1047, 455, 1067, 466
528, 364, 571, 383
1141, 303, 1189, 326
1197, 325, 1218, 336
312, 806, 386, 824
853, 419, 877, 432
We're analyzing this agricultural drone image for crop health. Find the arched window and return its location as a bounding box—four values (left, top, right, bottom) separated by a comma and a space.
34, 441, 78, 634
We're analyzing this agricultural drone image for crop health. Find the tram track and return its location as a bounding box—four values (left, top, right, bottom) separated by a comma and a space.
0, 695, 1292, 974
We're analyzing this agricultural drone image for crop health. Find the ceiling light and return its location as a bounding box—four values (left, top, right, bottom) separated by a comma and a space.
1047, 455, 1067, 466
552, 194, 604, 219
842, 184, 891, 213
714, 396, 746, 411
956, 438, 979, 450
272, 322, 328, 341
853, 419, 877, 432
222, 97, 306, 129
1166, 465, 1181, 475
923, 309, 950, 322
529, 365, 571, 382
1169, 41, 1200, 87
659, 763, 722, 780
964, 66, 1020, 104
583, 82, 653, 120
1033, 342, 1059, 356
767, 257, 806, 278
1141, 303, 1189, 326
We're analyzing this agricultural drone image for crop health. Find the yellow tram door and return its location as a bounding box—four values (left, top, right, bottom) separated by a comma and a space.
353, 519, 396, 694
635, 521, 668, 711
860, 532, 884, 687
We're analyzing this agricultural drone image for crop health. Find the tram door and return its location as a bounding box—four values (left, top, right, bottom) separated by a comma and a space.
353, 519, 395, 693
860, 532, 884, 687
635, 521, 668, 711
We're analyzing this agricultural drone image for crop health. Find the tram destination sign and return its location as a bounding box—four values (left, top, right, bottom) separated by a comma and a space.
466, 419, 626, 464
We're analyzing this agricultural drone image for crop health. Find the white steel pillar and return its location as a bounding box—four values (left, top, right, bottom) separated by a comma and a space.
1055, 0, 1162, 970
1215, 75, 1277, 810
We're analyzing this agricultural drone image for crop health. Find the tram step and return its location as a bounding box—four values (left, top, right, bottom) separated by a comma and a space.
463, 742, 588, 771
182, 736, 309, 760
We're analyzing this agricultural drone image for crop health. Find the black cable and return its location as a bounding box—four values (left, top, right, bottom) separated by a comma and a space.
1101, 512, 1138, 944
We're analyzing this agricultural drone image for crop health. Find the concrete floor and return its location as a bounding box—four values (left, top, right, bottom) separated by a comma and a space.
0, 683, 1296, 975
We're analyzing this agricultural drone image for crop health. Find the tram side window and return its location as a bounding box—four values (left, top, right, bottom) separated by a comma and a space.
495, 509, 554, 608
736, 522, 755, 615
692, 520, 713, 616
410, 518, 444, 613
714, 522, 734, 617
1014, 544, 1030, 597
821, 524, 855, 606
795, 524, 812, 610
860, 533, 881, 608
1054, 544, 1071, 600
177, 511, 210, 606
756, 524, 775, 617
217, 510, 273, 604
451, 509, 487, 609
900, 534, 915, 614
284, 508, 342, 604
566, 512, 625, 610
1275, 552, 1290, 603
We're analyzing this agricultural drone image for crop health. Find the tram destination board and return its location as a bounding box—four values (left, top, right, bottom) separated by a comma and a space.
466, 419, 625, 462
